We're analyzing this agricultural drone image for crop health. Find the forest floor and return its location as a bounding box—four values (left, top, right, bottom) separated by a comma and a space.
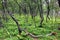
0, 14, 60, 40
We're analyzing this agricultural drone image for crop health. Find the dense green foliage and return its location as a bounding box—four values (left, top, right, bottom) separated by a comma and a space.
0, 0, 60, 40
0, 14, 60, 40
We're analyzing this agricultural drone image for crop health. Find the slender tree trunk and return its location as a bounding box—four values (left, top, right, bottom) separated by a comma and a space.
38, 0, 44, 27
2, 0, 22, 34
45, 0, 50, 22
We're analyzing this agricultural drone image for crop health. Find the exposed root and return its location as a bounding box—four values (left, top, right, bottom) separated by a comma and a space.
22, 29, 57, 38
17, 29, 57, 40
